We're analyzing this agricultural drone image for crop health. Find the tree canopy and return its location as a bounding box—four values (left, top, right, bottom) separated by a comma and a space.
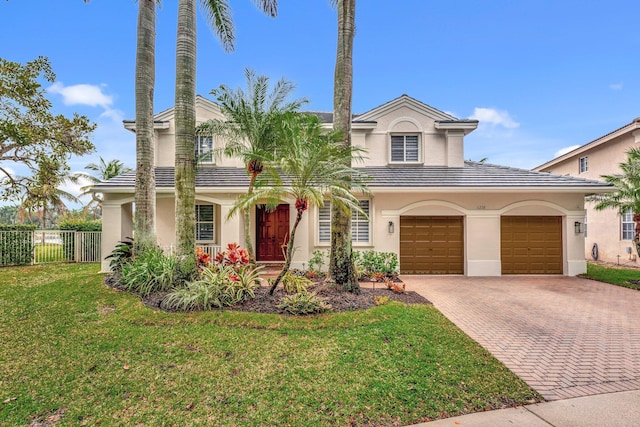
0, 56, 95, 201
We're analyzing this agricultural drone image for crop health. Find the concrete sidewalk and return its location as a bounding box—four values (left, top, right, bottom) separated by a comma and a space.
410, 390, 640, 426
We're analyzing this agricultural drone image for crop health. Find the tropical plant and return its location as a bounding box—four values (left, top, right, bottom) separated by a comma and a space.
591, 147, 640, 255
358, 250, 399, 276
230, 113, 369, 295
281, 272, 311, 294
173, 0, 278, 277
121, 248, 177, 296
214, 242, 250, 269
328, 0, 359, 292
162, 263, 261, 311
20, 159, 79, 229
277, 292, 332, 315
69, 157, 132, 218
105, 238, 134, 272
200, 69, 307, 262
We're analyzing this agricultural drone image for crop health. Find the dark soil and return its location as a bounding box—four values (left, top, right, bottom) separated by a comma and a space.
105, 274, 431, 315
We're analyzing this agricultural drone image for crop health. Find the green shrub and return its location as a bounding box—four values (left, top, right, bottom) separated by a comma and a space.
121, 248, 177, 296
277, 292, 332, 315
308, 249, 326, 272
356, 250, 399, 275
0, 224, 36, 266
162, 264, 261, 311
281, 271, 311, 294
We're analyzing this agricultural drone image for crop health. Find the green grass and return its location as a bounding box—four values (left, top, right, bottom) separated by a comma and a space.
34, 244, 69, 263
582, 263, 640, 289
0, 264, 540, 426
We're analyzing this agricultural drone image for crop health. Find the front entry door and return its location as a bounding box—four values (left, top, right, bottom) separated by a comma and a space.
256, 204, 290, 262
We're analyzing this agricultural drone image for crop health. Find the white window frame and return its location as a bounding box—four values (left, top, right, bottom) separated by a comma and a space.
579, 156, 588, 174
195, 135, 214, 164
622, 210, 634, 241
389, 134, 421, 164
196, 204, 215, 243
317, 200, 371, 246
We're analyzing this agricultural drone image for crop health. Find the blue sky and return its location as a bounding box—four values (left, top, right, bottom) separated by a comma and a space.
2, 0, 639, 200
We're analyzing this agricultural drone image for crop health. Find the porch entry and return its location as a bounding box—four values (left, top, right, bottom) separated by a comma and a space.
256, 204, 290, 262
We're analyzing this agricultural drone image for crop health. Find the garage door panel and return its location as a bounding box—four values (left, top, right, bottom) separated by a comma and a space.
501, 216, 562, 274
400, 216, 464, 274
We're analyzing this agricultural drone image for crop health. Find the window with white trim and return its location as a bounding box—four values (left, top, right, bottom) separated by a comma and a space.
579, 156, 588, 173
622, 210, 634, 240
390, 134, 420, 163
318, 200, 370, 243
196, 204, 215, 242
195, 135, 213, 164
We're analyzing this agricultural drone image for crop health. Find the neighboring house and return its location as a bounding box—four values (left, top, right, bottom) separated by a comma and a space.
534, 118, 640, 265
96, 94, 611, 275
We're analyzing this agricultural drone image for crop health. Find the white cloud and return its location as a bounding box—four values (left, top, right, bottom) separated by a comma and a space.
48, 82, 113, 108
470, 107, 520, 129
610, 82, 624, 91
554, 144, 581, 158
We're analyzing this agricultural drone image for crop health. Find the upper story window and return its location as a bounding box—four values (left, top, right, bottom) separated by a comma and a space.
196, 204, 215, 242
318, 200, 371, 244
390, 134, 420, 163
579, 156, 588, 173
196, 135, 213, 164
622, 210, 634, 241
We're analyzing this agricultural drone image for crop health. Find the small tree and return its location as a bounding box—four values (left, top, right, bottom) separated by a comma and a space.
591, 147, 640, 256
229, 113, 368, 295
0, 56, 95, 201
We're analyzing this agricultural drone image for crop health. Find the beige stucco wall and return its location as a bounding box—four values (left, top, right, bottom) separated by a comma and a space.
538, 130, 640, 266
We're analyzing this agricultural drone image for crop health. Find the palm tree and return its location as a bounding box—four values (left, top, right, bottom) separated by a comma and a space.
328, 0, 359, 292
70, 157, 133, 217
173, 0, 277, 274
199, 68, 307, 262
21, 159, 79, 229
134, 0, 158, 250
230, 113, 368, 294
591, 147, 640, 255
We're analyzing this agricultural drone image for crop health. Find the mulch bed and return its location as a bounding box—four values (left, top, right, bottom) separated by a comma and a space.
105, 274, 431, 315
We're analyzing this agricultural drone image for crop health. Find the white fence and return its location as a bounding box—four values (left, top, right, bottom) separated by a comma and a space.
0, 230, 102, 266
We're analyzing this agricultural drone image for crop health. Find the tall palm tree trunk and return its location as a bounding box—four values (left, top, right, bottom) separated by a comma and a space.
174, 0, 197, 272
329, 0, 359, 293
243, 171, 260, 263
134, 0, 157, 250
634, 213, 640, 256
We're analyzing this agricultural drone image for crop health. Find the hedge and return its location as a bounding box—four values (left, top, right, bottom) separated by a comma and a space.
0, 224, 37, 266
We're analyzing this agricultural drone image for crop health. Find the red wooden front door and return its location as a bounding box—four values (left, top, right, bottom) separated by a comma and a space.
256, 204, 290, 262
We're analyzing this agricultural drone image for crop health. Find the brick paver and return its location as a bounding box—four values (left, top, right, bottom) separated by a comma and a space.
402, 275, 640, 401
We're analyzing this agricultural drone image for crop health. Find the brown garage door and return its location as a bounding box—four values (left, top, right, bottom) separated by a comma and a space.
400, 216, 464, 274
501, 216, 562, 274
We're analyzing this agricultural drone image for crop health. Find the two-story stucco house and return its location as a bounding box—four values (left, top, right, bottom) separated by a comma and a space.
534, 118, 640, 265
96, 94, 611, 275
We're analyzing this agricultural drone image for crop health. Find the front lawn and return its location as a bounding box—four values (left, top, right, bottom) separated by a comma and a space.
583, 263, 640, 289
0, 264, 539, 426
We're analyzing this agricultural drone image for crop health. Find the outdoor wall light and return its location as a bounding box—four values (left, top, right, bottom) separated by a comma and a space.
574, 221, 583, 234
388, 221, 395, 234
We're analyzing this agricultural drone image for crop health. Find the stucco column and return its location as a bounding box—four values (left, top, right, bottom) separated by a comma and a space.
101, 201, 133, 272
219, 204, 241, 250
466, 213, 502, 276
566, 213, 587, 275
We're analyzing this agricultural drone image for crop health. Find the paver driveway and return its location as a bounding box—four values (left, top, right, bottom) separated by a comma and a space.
402, 275, 640, 401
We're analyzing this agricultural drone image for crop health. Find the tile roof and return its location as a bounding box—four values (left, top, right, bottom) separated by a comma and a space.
94, 162, 611, 191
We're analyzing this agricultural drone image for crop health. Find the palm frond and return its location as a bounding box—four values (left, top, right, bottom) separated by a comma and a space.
200, 0, 235, 52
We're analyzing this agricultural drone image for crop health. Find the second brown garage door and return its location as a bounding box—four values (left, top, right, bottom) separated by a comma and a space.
501, 216, 562, 274
400, 216, 464, 274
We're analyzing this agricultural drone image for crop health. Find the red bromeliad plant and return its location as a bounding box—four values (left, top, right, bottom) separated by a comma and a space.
195, 247, 211, 270
214, 242, 250, 270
